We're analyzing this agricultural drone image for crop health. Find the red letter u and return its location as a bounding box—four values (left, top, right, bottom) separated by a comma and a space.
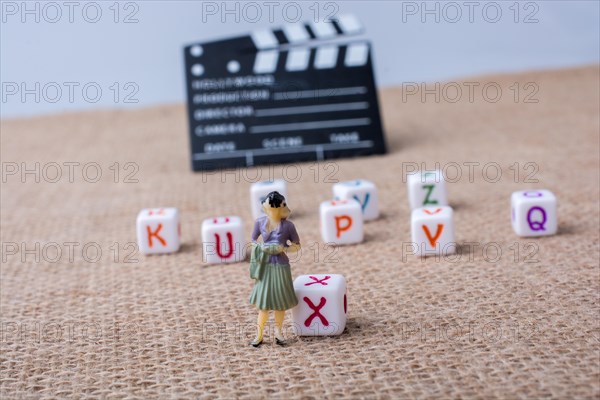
215, 232, 233, 258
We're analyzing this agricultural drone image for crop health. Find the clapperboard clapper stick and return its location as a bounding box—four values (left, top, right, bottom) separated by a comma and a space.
184, 14, 387, 171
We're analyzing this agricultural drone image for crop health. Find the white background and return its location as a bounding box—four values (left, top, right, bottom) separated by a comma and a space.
1, 0, 599, 117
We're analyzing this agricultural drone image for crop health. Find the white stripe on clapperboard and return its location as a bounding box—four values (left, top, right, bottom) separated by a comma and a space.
255, 101, 369, 117
194, 141, 374, 161
344, 43, 369, 67
250, 29, 279, 50
282, 24, 310, 44
286, 48, 311, 71
254, 50, 279, 74
314, 46, 338, 69
336, 14, 363, 35
310, 20, 337, 39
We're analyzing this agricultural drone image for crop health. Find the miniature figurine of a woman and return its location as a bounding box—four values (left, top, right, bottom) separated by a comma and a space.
249, 191, 300, 347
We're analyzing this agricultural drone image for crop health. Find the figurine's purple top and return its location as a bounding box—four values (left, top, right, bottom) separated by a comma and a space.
252, 216, 300, 264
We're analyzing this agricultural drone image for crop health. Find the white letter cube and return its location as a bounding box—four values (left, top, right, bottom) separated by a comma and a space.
511, 190, 557, 237
136, 208, 181, 255
332, 179, 379, 221
201, 216, 245, 264
291, 274, 347, 336
410, 206, 456, 256
407, 170, 448, 210
250, 179, 288, 220
319, 200, 364, 245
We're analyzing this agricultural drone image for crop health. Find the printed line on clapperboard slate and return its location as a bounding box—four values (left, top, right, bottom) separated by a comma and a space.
193, 141, 374, 160
255, 102, 369, 117
250, 118, 372, 134
272, 86, 368, 101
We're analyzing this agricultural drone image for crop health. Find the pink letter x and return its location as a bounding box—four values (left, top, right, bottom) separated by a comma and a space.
305, 275, 331, 286
303, 297, 329, 327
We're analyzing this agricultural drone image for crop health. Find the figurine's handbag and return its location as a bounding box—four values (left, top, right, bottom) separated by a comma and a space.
249, 244, 267, 280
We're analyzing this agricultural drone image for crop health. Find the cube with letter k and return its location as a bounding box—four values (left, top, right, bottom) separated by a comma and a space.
136, 207, 181, 255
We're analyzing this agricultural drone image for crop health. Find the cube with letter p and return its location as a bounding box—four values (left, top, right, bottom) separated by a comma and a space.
319, 200, 363, 245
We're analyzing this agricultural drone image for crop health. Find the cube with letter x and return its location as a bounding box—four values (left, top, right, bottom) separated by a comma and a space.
291, 274, 347, 336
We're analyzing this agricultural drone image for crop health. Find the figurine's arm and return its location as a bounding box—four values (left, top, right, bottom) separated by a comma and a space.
285, 221, 301, 253
263, 244, 284, 254
286, 242, 301, 253
251, 219, 261, 243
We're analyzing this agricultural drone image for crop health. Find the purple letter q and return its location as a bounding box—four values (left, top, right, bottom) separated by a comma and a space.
527, 206, 547, 231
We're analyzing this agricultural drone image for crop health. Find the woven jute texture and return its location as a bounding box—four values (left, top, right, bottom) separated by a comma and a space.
1, 67, 599, 399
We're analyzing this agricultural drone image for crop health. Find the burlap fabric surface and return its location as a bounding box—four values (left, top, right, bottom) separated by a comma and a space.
1, 67, 599, 398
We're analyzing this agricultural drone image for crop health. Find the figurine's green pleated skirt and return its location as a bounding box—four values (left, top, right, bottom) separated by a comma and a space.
249, 263, 298, 311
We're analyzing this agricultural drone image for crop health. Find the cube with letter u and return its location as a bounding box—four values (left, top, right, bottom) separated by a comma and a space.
291, 274, 347, 336
201, 216, 245, 264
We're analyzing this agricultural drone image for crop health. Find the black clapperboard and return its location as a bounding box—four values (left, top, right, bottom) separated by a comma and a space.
184, 14, 386, 171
